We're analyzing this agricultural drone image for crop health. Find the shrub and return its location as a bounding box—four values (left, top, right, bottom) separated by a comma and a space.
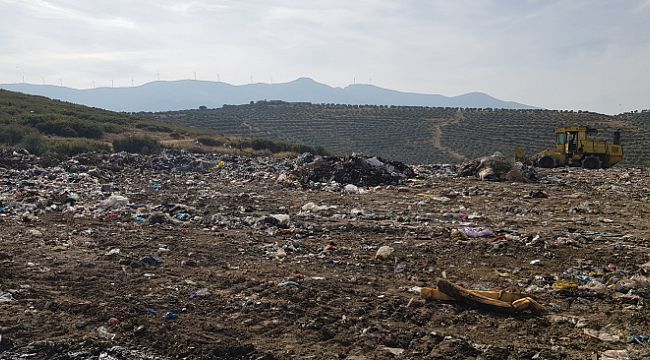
21, 133, 46, 155
48, 139, 111, 156
135, 123, 172, 133
0, 123, 37, 145
197, 136, 224, 147
71, 121, 104, 138
112, 136, 163, 154
21, 115, 104, 139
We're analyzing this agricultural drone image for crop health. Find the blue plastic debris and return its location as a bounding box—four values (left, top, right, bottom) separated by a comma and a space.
629, 335, 649, 344
278, 280, 300, 287
164, 311, 177, 320
177, 213, 189, 221
142, 256, 162, 266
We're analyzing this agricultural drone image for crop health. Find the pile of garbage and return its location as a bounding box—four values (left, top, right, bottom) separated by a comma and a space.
458, 152, 537, 182
292, 154, 415, 186
0, 149, 39, 170
78, 150, 223, 173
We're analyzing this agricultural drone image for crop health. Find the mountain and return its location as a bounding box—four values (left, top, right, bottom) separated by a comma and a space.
0, 78, 537, 112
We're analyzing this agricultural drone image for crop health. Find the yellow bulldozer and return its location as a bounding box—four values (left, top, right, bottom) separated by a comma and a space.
516, 127, 623, 169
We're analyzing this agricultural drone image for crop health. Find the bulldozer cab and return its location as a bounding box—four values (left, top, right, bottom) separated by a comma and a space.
555, 127, 594, 156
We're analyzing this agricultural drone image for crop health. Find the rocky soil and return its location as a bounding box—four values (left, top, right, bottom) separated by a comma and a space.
0, 151, 648, 359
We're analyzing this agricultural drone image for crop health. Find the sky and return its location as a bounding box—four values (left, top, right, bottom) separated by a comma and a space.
0, 0, 649, 114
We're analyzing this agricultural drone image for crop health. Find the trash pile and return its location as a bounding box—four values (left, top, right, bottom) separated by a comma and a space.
292, 153, 415, 186
0, 148, 39, 170
458, 152, 537, 182
0, 150, 296, 226
76, 150, 233, 173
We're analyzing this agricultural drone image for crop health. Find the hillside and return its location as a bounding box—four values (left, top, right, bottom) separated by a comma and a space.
146, 102, 650, 166
0, 90, 326, 159
0, 89, 181, 135
0, 78, 537, 112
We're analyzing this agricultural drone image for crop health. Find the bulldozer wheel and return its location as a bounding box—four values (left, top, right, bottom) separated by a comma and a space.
581, 155, 602, 169
537, 156, 556, 168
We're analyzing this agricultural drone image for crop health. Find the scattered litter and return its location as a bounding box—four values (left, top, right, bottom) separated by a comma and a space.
0, 146, 647, 358
552, 280, 579, 290
142, 256, 162, 266
164, 312, 178, 320
99, 195, 129, 210
27, 229, 43, 237
546, 315, 587, 328
177, 212, 190, 221
375, 246, 395, 259
105, 248, 121, 256
460, 227, 495, 238
278, 280, 300, 287
96, 326, 116, 341
529, 190, 549, 199
628, 335, 649, 344
269, 214, 290, 226
420, 279, 546, 313
600, 349, 630, 360
583, 328, 621, 342
190, 288, 211, 298
380, 346, 405, 356
344, 184, 360, 193
301, 202, 337, 213
0, 291, 15, 303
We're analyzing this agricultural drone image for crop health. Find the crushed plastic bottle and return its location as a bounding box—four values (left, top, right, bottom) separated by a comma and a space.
96, 326, 116, 341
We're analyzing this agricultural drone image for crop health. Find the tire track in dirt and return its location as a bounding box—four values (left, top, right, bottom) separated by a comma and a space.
429, 110, 467, 162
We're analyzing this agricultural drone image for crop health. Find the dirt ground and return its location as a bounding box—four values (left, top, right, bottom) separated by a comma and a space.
1, 155, 649, 359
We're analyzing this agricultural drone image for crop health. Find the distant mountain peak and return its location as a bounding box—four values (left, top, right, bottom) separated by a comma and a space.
289, 77, 318, 84
0, 78, 537, 112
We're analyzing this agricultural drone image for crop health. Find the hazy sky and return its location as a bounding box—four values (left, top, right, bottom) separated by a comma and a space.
1, 0, 649, 114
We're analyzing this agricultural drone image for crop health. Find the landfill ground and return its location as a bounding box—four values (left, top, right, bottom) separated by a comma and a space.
1, 152, 649, 359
